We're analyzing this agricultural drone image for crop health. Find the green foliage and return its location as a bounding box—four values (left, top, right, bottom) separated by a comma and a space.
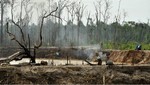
103, 42, 114, 49
103, 42, 150, 50
141, 43, 150, 50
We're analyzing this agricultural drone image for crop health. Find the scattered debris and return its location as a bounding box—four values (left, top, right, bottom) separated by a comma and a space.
84, 59, 96, 66
41, 61, 48, 65
0, 51, 21, 64
106, 60, 114, 65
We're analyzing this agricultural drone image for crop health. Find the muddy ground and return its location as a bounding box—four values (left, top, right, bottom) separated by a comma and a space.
1, 48, 150, 84
1, 65, 150, 84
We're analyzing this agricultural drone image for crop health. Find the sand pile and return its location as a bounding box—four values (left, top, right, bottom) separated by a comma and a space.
109, 50, 150, 64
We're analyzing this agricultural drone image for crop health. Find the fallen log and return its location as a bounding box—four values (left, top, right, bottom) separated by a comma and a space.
84, 60, 97, 66
0, 51, 21, 64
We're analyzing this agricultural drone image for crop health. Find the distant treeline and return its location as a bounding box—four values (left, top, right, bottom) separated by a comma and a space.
2, 20, 149, 50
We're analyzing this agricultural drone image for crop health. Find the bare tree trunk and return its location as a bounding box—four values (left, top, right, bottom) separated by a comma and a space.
32, 47, 36, 63
77, 20, 80, 46
7, 1, 59, 64
113, 0, 122, 49
75, 1, 86, 46
1, 0, 4, 46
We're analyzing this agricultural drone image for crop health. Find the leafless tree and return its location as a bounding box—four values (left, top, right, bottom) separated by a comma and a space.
94, 0, 102, 24
102, 0, 111, 24
75, 1, 86, 46
66, 1, 76, 45
6, 0, 59, 63
115, 0, 122, 23
57, 0, 68, 24
0, 0, 10, 45
55, 0, 69, 46
47, 0, 54, 46
94, 0, 111, 44
94, 0, 111, 24
86, 12, 95, 44
94, 0, 102, 42
114, 0, 122, 49
123, 9, 127, 23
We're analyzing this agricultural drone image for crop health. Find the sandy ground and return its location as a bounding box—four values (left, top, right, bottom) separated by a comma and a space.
9, 58, 102, 66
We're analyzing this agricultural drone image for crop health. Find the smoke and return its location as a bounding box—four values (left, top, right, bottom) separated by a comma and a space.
72, 44, 101, 61
83, 49, 95, 61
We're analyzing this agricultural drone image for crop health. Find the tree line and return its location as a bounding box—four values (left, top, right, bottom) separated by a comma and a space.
0, 0, 150, 50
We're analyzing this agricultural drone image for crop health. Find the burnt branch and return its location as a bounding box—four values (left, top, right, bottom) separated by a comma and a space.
34, 7, 58, 49
28, 34, 31, 55
11, 20, 26, 44
43, 7, 58, 18
6, 22, 29, 55
10, 1, 26, 46
6, 22, 32, 58
6, 22, 16, 40
8, 1, 59, 63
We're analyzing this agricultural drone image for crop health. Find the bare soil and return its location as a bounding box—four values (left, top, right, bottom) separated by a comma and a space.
1, 49, 150, 84
109, 50, 150, 65
0, 65, 150, 84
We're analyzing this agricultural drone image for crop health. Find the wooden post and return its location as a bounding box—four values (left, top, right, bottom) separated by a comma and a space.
67, 55, 69, 65
69, 57, 71, 64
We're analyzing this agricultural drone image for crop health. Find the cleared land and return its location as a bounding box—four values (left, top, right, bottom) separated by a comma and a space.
1, 65, 150, 84
1, 49, 150, 84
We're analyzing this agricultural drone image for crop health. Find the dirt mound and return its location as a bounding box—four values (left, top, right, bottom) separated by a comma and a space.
0, 66, 105, 84
1, 66, 150, 84
109, 50, 150, 64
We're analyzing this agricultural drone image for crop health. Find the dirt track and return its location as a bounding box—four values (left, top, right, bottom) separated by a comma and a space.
1, 65, 150, 84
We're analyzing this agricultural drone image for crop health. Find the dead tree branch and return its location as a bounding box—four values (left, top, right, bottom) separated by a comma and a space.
7, 0, 59, 63
11, 20, 26, 44
32, 7, 59, 63
34, 7, 58, 49
6, 22, 30, 57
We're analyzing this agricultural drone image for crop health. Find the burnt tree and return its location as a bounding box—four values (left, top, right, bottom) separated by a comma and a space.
6, 7, 59, 63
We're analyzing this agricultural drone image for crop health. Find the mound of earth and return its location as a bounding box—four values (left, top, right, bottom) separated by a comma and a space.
1, 65, 150, 84
0, 66, 105, 84
108, 50, 150, 64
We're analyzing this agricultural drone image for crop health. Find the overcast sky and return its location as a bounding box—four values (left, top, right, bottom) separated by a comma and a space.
82, 0, 150, 23
10, 0, 150, 25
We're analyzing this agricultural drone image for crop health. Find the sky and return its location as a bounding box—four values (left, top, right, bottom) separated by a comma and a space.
82, 0, 150, 24
7, 0, 150, 25
111, 0, 150, 23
